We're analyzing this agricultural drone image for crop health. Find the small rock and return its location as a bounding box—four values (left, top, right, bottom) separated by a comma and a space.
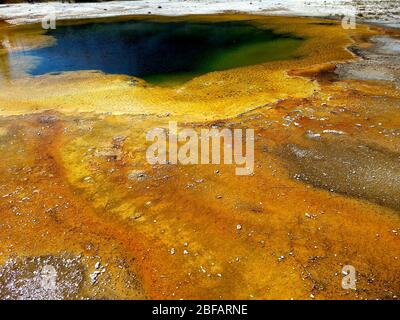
90, 270, 101, 284
131, 212, 143, 220
322, 129, 346, 135
305, 130, 321, 140
128, 170, 147, 181
39, 115, 58, 124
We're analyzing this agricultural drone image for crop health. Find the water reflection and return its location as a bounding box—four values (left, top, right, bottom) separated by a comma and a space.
0, 34, 12, 83
0, 31, 39, 84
